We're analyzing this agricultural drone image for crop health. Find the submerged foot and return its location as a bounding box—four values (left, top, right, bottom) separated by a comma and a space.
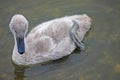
70, 20, 85, 51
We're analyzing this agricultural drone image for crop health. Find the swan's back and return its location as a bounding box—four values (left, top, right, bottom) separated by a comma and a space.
27, 14, 91, 43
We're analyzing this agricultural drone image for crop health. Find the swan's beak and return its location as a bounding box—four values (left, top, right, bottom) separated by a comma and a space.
16, 37, 25, 54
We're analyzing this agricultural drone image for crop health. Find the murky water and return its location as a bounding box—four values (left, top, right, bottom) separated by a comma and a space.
0, 0, 120, 80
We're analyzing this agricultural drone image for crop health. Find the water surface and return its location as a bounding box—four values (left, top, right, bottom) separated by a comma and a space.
0, 0, 120, 80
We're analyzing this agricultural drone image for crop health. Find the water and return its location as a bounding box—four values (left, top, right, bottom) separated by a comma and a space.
0, 0, 120, 80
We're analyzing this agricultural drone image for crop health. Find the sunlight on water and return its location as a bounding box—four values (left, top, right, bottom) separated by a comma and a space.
0, 0, 120, 80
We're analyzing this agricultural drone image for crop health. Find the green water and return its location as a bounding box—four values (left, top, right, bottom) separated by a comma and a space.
0, 0, 120, 80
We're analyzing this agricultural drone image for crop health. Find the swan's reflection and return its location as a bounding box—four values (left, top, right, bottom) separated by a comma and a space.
13, 55, 70, 80
13, 63, 28, 80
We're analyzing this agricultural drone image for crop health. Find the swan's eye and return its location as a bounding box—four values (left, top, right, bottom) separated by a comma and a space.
14, 30, 18, 34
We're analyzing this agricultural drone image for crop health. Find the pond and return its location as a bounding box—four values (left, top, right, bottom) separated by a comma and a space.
0, 0, 120, 80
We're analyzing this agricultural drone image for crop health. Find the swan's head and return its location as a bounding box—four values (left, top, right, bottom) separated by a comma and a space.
9, 14, 29, 54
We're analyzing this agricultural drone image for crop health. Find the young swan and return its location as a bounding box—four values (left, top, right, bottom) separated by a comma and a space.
9, 14, 91, 66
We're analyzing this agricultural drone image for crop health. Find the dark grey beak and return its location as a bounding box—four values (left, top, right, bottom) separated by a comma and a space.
16, 37, 25, 54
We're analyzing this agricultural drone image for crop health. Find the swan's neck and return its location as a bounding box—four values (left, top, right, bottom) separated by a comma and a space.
12, 35, 30, 65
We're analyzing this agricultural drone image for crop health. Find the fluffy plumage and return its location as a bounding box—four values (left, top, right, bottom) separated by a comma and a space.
9, 14, 91, 65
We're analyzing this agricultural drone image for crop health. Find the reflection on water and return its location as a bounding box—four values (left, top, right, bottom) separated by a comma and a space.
13, 55, 70, 80
0, 0, 120, 80
14, 67, 25, 80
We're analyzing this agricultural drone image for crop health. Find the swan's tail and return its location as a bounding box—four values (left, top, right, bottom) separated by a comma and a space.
69, 14, 92, 32
67, 14, 92, 31
69, 14, 92, 50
